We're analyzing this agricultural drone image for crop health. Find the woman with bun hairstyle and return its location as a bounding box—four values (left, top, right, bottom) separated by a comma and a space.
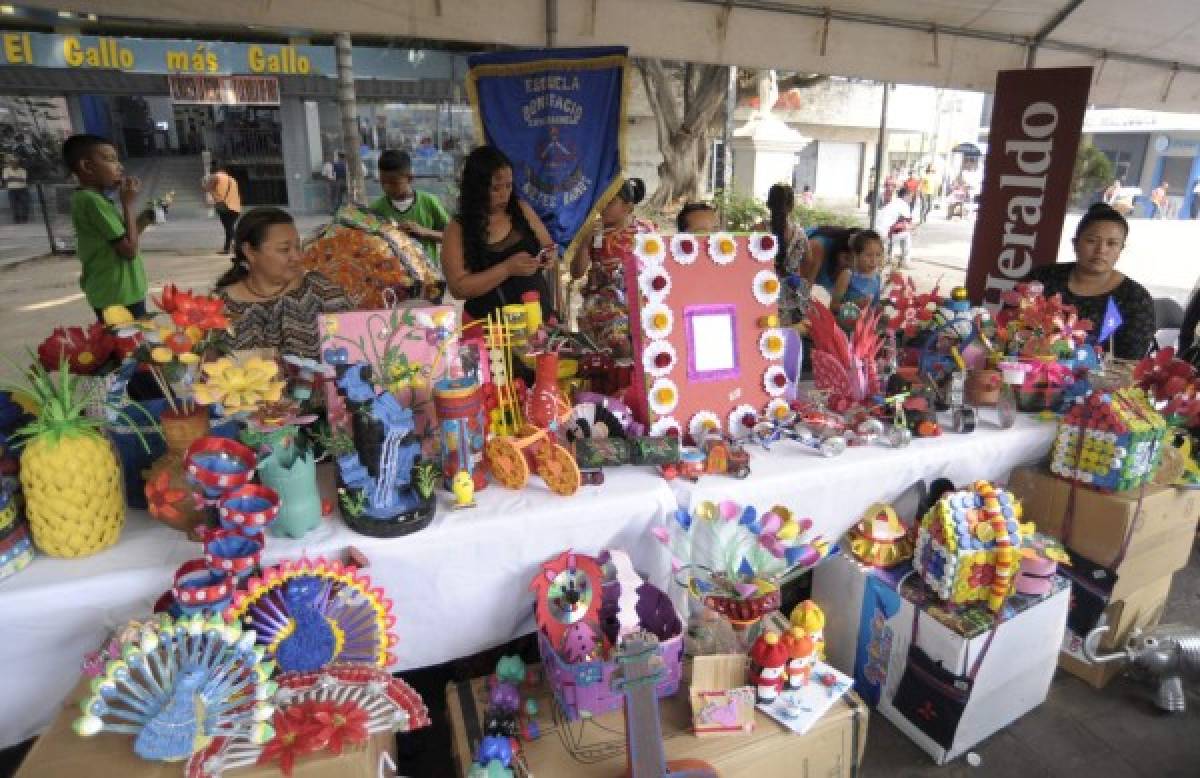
1026, 203, 1155, 360
571, 178, 656, 358
753, 184, 812, 328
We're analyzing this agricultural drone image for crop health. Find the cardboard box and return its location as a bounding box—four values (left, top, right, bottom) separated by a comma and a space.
688, 655, 756, 737
447, 666, 867, 778
1058, 573, 1174, 688
16, 681, 398, 778
1007, 466, 1200, 593
811, 551, 910, 706
876, 581, 1069, 765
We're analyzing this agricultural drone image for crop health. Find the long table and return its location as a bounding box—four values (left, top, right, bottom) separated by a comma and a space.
0, 416, 1056, 749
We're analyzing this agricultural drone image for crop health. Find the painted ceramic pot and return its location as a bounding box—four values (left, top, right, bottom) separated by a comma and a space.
143, 407, 211, 538
965, 369, 1003, 406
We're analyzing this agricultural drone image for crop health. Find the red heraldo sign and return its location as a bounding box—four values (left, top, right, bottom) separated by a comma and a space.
966, 67, 1092, 310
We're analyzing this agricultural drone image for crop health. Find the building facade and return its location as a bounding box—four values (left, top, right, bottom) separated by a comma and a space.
1085, 109, 1200, 218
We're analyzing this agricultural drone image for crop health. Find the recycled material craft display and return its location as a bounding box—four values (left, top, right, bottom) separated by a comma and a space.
625, 232, 783, 442
1051, 388, 1167, 492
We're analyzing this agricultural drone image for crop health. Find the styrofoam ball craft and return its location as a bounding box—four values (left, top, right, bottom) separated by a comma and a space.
914, 480, 1023, 611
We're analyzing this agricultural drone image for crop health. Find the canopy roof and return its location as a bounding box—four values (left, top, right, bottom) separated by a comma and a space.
21, 0, 1200, 111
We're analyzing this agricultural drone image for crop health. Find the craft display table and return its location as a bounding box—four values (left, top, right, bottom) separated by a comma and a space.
670, 414, 1057, 540
0, 418, 1056, 751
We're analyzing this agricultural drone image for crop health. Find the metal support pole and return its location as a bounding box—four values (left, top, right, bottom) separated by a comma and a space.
722, 64, 737, 206
546, 0, 558, 46
335, 32, 364, 205
869, 82, 890, 230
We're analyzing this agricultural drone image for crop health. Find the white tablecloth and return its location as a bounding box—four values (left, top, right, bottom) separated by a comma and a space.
669, 413, 1057, 543
0, 415, 1057, 749
0, 467, 678, 749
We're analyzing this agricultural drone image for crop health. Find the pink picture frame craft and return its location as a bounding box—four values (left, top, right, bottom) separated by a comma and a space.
318, 305, 460, 453
625, 232, 783, 444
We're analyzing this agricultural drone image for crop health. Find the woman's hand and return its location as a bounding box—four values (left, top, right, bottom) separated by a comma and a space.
505, 251, 544, 277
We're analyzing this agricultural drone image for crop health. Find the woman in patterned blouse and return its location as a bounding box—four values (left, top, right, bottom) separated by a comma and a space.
214, 207, 352, 359
1027, 203, 1155, 360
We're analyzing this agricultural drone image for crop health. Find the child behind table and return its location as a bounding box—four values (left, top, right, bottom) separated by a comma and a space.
369, 149, 450, 269
831, 229, 883, 310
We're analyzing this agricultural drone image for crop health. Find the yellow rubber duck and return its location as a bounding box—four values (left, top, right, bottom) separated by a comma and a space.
451, 470, 476, 509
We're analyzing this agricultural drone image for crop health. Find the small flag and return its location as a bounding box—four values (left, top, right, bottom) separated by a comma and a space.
1098, 296, 1123, 344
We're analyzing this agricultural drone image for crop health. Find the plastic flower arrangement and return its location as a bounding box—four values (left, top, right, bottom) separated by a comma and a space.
1135, 347, 1200, 428
35, 323, 117, 376
994, 282, 1093, 358
192, 355, 287, 415
105, 284, 231, 415
881, 273, 940, 343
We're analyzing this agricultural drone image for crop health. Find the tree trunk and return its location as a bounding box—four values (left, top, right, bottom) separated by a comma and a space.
636, 58, 730, 210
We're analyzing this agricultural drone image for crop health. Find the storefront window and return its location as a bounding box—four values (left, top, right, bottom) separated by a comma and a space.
0, 96, 73, 181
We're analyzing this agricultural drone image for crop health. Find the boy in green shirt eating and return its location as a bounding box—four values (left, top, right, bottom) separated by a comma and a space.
369, 149, 449, 269
63, 134, 153, 319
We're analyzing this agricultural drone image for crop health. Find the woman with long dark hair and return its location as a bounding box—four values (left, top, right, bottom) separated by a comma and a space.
571, 177, 654, 357
754, 184, 811, 327
441, 145, 558, 323
214, 207, 352, 359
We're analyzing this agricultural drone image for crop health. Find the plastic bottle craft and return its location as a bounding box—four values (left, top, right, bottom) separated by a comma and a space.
844, 502, 915, 568
225, 557, 397, 673
657, 501, 830, 637
72, 613, 275, 763
913, 480, 1023, 611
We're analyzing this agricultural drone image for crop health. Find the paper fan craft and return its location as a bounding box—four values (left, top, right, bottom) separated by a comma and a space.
655, 501, 830, 630
649, 378, 680, 416
529, 550, 608, 656
642, 340, 678, 378
727, 404, 760, 439
226, 558, 397, 673
634, 232, 667, 265
186, 664, 431, 778
753, 270, 782, 306
641, 303, 674, 340
73, 613, 275, 763
649, 416, 683, 438
639, 265, 673, 301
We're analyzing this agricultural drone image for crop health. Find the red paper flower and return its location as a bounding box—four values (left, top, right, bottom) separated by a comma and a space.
1135, 347, 1197, 403
257, 707, 328, 777
154, 283, 180, 315
145, 470, 188, 523
36, 322, 116, 375
307, 700, 370, 756
170, 290, 230, 331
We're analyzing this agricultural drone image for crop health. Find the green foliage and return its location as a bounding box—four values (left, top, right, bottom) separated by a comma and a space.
413, 461, 440, 499
636, 188, 863, 233
1072, 142, 1115, 206
712, 189, 768, 231
793, 204, 863, 229
338, 486, 367, 518
310, 422, 355, 457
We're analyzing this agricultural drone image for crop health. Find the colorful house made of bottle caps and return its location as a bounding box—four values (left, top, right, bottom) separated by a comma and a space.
1050, 388, 1166, 492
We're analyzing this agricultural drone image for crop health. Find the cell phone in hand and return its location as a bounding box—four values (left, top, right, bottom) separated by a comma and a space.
537, 246, 555, 266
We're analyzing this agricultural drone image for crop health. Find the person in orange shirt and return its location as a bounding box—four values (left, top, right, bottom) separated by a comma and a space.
203, 160, 242, 254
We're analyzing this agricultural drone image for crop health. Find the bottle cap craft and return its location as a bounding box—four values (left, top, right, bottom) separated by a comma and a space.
914, 480, 1023, 612
1051, 388, 1166, 492
844, 502, 915, 568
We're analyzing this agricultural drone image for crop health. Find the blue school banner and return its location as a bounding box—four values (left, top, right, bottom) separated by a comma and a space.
467, 47, 628, 257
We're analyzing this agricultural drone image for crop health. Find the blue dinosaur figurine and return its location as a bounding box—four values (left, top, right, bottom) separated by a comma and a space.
276, 577, 338, 672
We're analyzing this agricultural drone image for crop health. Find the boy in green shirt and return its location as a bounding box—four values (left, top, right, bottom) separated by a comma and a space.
369, 149, 449, 268
63, 134, 153, 319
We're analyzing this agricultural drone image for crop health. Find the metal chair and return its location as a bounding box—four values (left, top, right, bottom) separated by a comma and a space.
1154, 296, 1185, 351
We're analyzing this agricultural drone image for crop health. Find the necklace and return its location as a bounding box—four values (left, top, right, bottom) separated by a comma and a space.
243, 276, 292, 301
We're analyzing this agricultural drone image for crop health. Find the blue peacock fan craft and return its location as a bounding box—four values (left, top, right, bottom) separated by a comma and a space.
224, 557, 397, 673
72, 613, 277, 762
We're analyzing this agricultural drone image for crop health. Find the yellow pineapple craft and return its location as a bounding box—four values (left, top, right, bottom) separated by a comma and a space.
4, 361, 128, 557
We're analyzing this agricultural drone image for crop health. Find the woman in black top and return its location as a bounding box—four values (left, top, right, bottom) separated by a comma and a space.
441, 145, 558, 323
1027, 203, 1155, 360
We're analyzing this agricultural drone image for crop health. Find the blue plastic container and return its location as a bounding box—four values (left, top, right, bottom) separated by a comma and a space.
109, 399, 168, 510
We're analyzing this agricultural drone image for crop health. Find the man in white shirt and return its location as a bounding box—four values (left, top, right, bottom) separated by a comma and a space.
877, 189, 913, 267
3, 157, 28, 223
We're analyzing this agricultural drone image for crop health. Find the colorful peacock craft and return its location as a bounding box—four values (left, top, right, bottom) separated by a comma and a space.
73, 613, 276, 762
185, 664, 431, 778
225, 558, 397, 673
807, 299, 883, 410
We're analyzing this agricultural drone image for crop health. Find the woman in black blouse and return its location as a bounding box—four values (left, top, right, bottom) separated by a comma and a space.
441, 145, 558, 323
1027, 203, 1155, 360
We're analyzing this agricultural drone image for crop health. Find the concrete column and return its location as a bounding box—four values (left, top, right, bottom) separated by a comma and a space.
335, 32, 364, 204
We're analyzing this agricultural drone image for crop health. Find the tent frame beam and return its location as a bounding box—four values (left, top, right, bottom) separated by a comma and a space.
1025, 0, 1087, 68
683, 0, 1200, 76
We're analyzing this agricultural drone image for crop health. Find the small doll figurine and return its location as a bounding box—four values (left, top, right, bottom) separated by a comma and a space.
782, 626, 817, 690
790, 600, 827, 660
748, 631, 789, 704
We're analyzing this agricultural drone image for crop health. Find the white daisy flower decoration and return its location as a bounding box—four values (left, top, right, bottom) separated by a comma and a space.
749, 232, 779, 263
753, 269, 782, 305
648, 378, 680, 416
708, 232, 738, 266
765, 398, 793, 423
634, 232, 666, 266
689, 410, 722, 442
639, 265, 672, 302
763, 365, 790, 397
727, 404, 760, 439
670, 234, 700, 265
642, 340, 677, 378
649, 416, 682, 438
641, 303, 674, 340
759, 328, 787, 361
